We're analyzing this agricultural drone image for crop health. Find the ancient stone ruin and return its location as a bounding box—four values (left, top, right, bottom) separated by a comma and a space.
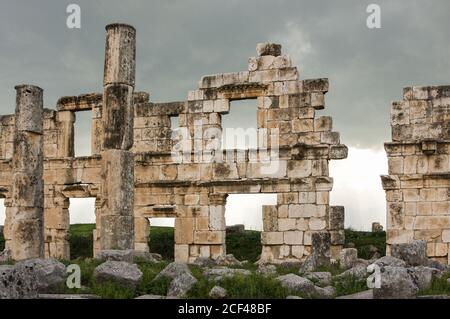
0, 23, 348, 263
382, 85, 450, 265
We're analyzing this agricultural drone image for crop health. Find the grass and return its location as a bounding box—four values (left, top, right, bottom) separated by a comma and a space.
333, 275, 368, 296
2, 225, 388, 263
226, 230, 262, 262
66, 224, 265, 262
2, 224, 418, 299
148, 226, 175, 260
2, 224, 450, 298
188, 272, 299, 299
345, 229, 386, 259
418, 272, 450, 297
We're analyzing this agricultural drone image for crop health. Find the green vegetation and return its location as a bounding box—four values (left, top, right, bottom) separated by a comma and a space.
66, 225, 387, 262
187, 270, 301, 299
225, 230, 261, 262
418, 272, 450, 297
70, 224, 95, 259
2, 224, 450, 299
333, 275, 368, 296
67, 224, 264, 262
148, 226, 175, 260
345, 229, 386, 259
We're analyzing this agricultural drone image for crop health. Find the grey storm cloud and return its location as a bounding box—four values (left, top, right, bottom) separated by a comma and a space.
1, 0, 450, 149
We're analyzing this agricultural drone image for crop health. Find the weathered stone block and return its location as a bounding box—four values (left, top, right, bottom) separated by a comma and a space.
193, 231, 225, 245
261, 232, 284, 245
329, 206, 344, 230
284, 231, 303, 245
103, 23, 136, 86
256, 43, 282, 57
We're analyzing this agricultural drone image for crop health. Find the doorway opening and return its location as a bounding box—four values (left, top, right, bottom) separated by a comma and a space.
68, 198, 96, 258
225, 193, 277, 262
149, 217, 175, 260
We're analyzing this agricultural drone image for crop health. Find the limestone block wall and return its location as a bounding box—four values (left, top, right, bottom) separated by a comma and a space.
0, 25, 348, 263
382, 85, 450, 265
131, 43, 348, 263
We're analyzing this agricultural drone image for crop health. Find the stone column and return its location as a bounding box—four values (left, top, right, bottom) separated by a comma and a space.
98, 23, 136, 251
9, 84, 44, 260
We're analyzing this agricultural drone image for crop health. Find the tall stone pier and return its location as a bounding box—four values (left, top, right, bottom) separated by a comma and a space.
382, 85, 450, 265
8, 85, 44, 260
97, 23, 136, 252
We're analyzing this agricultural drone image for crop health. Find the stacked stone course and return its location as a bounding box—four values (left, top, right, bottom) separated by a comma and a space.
382, 85, 450, 264
0, 27, 347, 263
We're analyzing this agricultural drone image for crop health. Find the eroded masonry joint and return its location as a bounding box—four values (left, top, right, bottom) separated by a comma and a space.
0, 25, 348, 263
382, 86, 450, 265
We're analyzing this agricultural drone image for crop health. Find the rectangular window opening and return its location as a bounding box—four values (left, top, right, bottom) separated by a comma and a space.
221, 99, 258, 150
74, 111, 92, 157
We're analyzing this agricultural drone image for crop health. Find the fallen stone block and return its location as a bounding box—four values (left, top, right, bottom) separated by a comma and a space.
203, 267, 251, 282
339, 248, 358, 270
154, 262, 191, 281
15, 258, 66, 293
94, 261, 143, 289
0, 265, 38, 299
391, 240, 428, 266
303, 272, 332, 287
167, 272, 198, 298
373, 266, 419, 299
209, 286, 227, 299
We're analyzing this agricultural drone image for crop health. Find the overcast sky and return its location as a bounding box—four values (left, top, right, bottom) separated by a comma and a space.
1, 0, 450, 231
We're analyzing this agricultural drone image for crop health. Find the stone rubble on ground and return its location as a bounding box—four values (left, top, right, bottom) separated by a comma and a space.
167, 272, 198, 297
95, 249, 162, 263
373, 266, 419, 299
339, 248, 358, 270
14, 258, 66, 293
276, 273, 335, 299
38, 294, 100, 299
154, 262, 198, 297
257, 264, 278, 277
154, 262, 191, 281
209, 286, 227, 299
0, 264, 38, 299
93, 261, 143, 289
391, 240, 428, 267
203, 267, 251, 282
303, 272, 332, 287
